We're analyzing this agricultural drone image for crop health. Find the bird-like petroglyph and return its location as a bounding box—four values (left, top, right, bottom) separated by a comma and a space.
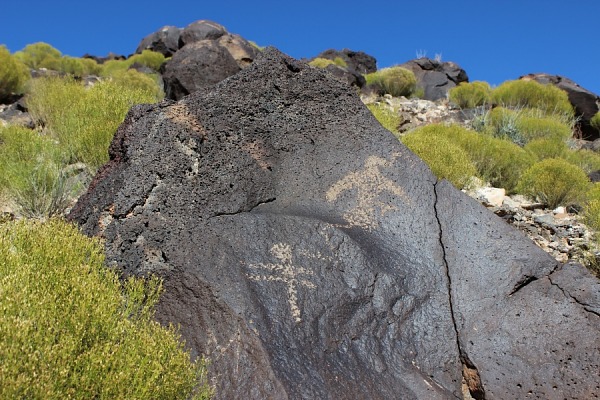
245, 243, 316, 323
326, 155, 409, 230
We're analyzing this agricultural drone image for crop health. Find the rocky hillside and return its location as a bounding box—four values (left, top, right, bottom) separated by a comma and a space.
1, 19, 600, 400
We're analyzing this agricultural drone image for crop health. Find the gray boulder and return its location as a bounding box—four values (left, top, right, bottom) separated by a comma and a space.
399, 58, 469, 100
70, 48, 600, 399
135, 25, 181, 57
160, 40, 241, 101
178, 20, 227, 48
316, 48, 377, 74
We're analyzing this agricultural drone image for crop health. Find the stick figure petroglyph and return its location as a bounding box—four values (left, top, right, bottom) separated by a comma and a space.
245, 243, 316, 323
326, 155, 410, 230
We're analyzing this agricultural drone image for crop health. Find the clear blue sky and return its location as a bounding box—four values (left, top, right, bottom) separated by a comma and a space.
1, 0, 598, 94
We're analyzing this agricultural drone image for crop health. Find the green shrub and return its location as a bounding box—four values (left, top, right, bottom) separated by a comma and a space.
487, 107, 573, 145
128, 50, 166, 71
101, 59, 131, 77
517, 158, 591, 208
365, 66, 417, 97
491, 79, 574, 116
564, 149, 600, 174
309, 57, 347, 69
14, 42, 62, 69
448, 81, 492, 109
110, 69, 164, 100
524, 138, 568, 161
591, 112, 600, 132
26, 76, 160, 170
585, 183, 600, 235
408, 124, 534, 192
0, 218, 212, 399
0, 45, 30, 102
48, 56, 103, 76
367, 103, 402, 136
0, 125, 71, 218
402, 131, 477, 189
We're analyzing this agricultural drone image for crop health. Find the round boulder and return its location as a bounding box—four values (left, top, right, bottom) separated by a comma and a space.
216, 33, 259, 69
315, 48, 377, 75
135, 25, 181, 57
178, 20, 227, 48
399, 58, 469, 101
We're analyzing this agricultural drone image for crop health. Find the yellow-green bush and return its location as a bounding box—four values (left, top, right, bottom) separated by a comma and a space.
585, 183, 600, 235
591, 112, 600, 132
27, 76, 161, 170
110, 69, 164, 100
517, 158, 591, 208
100, 59, 130, 77
491, 79, 574, 116
448, 81, 492, 109
0, 125, 70, 218
402, 131, 477, 189
365, 66, 417, 97
524, 138, 568, 161
367, 103, 402, 136
0, 218, 211, 399
128, 50, 167, 71
14, 42, 62, 69
0, 45, 30, 102
46, 56, 103, 76
487, 107, 573, 145
407, 124, 534, 192
564, 149, 600, 174
309, 57, 347, 69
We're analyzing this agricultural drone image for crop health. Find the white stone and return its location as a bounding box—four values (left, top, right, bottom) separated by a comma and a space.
475, 187, 505, 207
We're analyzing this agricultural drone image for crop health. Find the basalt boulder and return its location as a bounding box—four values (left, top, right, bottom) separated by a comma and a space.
316, 48, 377, 75
70, 48, 600, 399
135, 25, 182, 57
178, 20, 227, 48
399, 57, 469, 101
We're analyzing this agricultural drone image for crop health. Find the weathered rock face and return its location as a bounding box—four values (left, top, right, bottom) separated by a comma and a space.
70, 48, 600, 399
316, 48, 377, 74
178, 20, 227, 47
521, 73, 600, 140
160, 40, 242, 101
400, 58, 469, 101
135, 25, 182, 57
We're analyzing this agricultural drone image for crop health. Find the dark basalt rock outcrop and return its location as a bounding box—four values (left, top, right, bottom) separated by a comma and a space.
70, 48, 600, 399
178, 20, 228, 47
521, 73, 600, 140
400, 57, 469, 101
316, 48, 377, 75
135, 25, 182, 57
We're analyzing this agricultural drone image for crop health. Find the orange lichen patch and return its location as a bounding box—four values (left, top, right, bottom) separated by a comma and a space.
165, 103, 207, 138
242, 141, 272, 170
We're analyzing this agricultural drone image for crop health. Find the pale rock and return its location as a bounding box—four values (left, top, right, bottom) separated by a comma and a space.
474, 187, 505, 207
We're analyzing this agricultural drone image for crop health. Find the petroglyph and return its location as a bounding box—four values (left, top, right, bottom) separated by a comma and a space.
245, 243, 316, 323
165, 103, 207, 137
326, 155, 409, 230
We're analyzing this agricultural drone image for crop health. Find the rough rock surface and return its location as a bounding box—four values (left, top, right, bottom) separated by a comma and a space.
399, 58, 469, 101
70, 48, 600, 399
315, 48, 377, 74
178, 20, 227, 47
521, 73, 600, 140
160, 40, 241, 101
135, 25, 182, 57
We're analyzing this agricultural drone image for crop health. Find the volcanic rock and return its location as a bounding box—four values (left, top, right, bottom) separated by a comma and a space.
399, 57, 469, 101
135, 25, 182, 57
70, 48, 600, 399
521, 73, 600, 140
315, 48, 377, 74
178, 20, 227, 48
323, 64, 366, 88
160, 40, 241, 101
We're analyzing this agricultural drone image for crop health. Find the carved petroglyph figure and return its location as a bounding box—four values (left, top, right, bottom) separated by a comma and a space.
246, 243, 316, 323
326, 155, 409, 230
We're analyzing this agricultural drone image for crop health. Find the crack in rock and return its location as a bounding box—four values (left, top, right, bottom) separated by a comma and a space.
548, 275, 600, 318
211, 197, 276, 218
433, 181, 486, 400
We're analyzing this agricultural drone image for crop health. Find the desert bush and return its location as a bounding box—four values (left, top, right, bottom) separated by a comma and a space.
517, 158, 591, 208
0, 218, 212, 399
487, 107, 573, 145
448, 81, 492, 109
110, 69, 164, 100
128, 50, 166, 71
101, 59, 130, 77
14, 42, 62, 69
591, 112, 600, 132
308, 57, 349, 69
48, 56, 103, 76
365, 66, 417, 97
408, 124, 533, 192
27, 76, 160, 170
367, 103, 402, 136
491, 79, 574, 116
564, 149, 600, 174
0, 125, 71, 218
0, 45, 30, 102
402, 131, 477, 189
524, 138, 568, 161
585, 184, 600, 235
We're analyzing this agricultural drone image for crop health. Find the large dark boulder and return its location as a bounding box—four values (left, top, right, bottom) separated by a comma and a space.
316, 48, 377, 75
70, 48, 600, 399
135, 25, 181, 57
399, 58, 469, 101
521, 73, 600, 140
178, 20, 227, 48
160, 40, 241, 101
